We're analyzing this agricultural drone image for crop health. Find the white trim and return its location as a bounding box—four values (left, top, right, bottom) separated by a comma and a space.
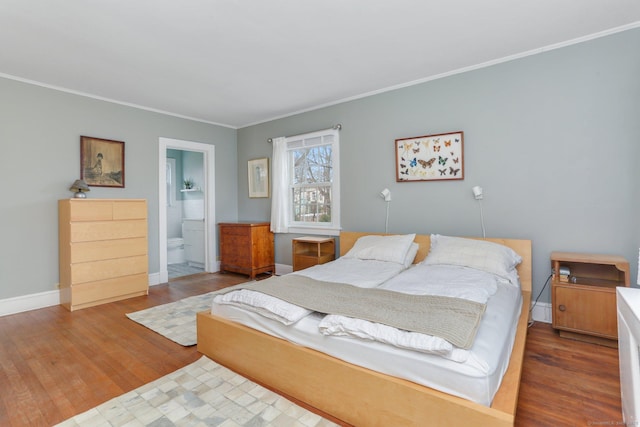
240, 22, 640, 128
0, 274, 165, 317
0, 290, 59, 317
0, 72, 236, 129
530, 301, 552, 324
159, 138, 217, 284
286, 129, 341, 234
148, 272, 162, 287
2, 23, 637, 130
287, 226, 340, 237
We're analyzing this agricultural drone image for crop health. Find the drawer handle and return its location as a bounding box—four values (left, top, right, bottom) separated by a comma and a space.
558, 304, 566, 312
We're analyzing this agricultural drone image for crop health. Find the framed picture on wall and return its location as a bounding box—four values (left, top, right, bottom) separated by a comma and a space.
248, 157, 269, 198
395, 131, 464, 182
80, 136, 125, 187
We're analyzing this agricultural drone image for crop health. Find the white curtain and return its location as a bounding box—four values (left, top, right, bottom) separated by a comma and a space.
270, 137, 289, 233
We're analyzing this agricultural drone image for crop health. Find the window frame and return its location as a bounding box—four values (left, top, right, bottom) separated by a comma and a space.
286, 129, 341, 236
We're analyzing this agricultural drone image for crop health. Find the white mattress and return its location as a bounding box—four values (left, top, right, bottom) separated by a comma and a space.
210, 262, 522, 406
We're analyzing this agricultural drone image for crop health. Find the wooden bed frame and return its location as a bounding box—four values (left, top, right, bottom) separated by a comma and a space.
197, 232, 532, 426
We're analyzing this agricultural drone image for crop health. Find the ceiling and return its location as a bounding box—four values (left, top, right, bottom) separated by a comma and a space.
2, 1, 640, 129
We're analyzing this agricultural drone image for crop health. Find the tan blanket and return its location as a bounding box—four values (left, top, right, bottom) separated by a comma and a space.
221, 274, 486, 349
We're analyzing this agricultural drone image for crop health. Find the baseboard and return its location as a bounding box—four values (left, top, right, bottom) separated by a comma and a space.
149, 272, 162, 286
0, 273, 163, 317
0, 289, 60, 317
530, 301, 552, 324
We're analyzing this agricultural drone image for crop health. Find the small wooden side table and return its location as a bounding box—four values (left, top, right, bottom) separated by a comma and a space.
551, 251, 630, 347
292, 236, 335, 271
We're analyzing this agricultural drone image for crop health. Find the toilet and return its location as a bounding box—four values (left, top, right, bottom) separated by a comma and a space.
167, 237, 185, 264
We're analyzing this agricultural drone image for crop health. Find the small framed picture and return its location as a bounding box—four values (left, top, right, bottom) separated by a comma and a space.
248, 157, 269, 198
80, 136, 125, 187
395, 131, 464, 182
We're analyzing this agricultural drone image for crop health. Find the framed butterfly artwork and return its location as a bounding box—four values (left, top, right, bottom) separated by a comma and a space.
395, 131, 464, 182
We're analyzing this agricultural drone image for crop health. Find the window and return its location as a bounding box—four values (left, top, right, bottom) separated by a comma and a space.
271, 128, 340, 235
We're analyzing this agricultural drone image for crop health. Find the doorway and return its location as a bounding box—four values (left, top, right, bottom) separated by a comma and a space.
158, 138, 216, 284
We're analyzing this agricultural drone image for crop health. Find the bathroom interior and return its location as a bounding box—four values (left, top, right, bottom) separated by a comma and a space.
166, 149, 206, 279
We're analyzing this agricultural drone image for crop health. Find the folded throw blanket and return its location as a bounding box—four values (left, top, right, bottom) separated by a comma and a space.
216, 274, 486, 349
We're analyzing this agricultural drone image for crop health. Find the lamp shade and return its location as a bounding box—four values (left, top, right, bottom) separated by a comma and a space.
472, 186, 483, 200
70, 179, 90, 198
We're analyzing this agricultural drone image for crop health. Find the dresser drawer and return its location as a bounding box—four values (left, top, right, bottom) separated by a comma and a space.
71, 255, 148, 284
70, 220, 147, 242
70, 237, 147, 263
113, 200, 147, 220
221, 225, 252, 237
70, 273, 148, 307
68, 200, 114, 221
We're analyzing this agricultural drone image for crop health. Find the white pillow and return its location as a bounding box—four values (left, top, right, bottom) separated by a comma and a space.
403, 243, 419, 268
343, 234, 416, 265
421, 234, 522, 284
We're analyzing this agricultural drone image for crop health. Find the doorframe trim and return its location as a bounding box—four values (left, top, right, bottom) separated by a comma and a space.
158, 137, 216, 283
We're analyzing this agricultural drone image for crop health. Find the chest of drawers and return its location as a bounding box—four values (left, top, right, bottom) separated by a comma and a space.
219, 222, 274, 279
58, 199, 148, 311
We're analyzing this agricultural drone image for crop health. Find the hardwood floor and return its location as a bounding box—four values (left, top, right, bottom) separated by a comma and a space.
0, 273, 623, 426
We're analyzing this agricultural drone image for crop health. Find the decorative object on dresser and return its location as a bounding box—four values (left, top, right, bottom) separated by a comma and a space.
69, 179, 90, 198
80, 135, 125, 188
617, 287, 640, 425
219, 222, 274, 279
58, 199, 148, 311
292, 236, 335, 271
551, 251, 630, 347
395, 131, 464, 182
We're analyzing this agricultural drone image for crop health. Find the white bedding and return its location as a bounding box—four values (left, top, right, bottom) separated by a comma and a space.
210, 261, 522, 406
318, 264, 500, 361
212, 257, 408, 324
293, 256, 409, 287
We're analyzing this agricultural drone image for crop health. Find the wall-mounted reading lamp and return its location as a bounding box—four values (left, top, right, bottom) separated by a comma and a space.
472, 186, 486, 238
380, 188, 391, 233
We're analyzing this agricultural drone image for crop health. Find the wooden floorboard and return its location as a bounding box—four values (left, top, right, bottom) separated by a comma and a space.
0, 272, 624, 426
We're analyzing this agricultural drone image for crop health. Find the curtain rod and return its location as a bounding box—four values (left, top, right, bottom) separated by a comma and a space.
267, 124, 342, 143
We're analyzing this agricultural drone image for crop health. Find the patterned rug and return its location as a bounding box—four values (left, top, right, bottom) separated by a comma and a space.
55, 356, 338, 427
126, 292, 219, 346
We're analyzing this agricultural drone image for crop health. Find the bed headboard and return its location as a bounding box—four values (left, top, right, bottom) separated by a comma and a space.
339, 231, 532, 293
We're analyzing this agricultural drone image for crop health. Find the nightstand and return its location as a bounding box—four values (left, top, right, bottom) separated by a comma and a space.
551, 251, 630, 347
292, 236, 335, 271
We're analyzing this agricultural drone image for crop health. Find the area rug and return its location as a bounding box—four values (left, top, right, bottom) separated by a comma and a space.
126, 291, 219, 346
56, 356, 338, 427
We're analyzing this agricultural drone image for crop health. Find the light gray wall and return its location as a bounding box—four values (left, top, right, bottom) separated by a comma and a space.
238, 28, 640, 302
0, 77, 237, 300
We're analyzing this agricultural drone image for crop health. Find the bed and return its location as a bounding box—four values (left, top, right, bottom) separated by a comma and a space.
197, 231, 532, 426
